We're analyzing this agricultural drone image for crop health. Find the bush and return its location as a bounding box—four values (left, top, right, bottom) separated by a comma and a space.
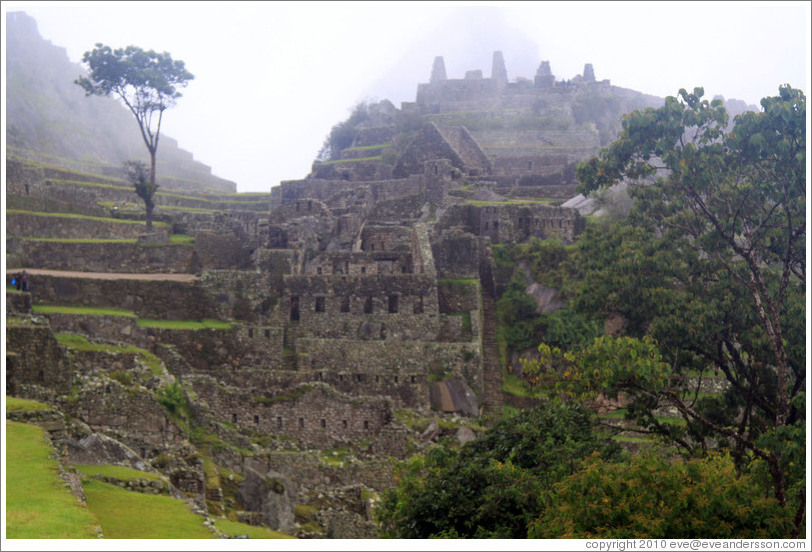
530, 452, 795, 538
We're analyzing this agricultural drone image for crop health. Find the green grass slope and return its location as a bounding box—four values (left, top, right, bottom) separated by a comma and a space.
5, 421, 101, 538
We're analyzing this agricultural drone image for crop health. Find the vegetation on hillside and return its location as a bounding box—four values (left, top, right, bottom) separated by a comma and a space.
377, 85, 806, 538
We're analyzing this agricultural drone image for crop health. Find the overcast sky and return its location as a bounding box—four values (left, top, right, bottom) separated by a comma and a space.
4, 1, 810, 193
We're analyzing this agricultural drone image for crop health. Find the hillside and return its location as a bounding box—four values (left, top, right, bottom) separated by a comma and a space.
5, 11, 236, 193
5, 10, 787, 540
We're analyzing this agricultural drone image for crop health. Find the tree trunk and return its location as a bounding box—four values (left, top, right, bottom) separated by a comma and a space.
147, 148, 157, 231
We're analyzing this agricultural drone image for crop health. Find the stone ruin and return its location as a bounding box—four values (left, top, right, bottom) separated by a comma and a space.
5, 50, 663, 536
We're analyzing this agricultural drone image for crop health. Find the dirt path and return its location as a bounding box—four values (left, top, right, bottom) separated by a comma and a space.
6, 268, 199, 282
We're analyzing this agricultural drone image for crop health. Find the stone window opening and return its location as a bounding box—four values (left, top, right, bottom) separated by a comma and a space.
413, 295, 424, 314
290, 296, 300, 322
299, 417, 305, 428
375, 375, 379, 383
248, 328, 254, 338
265, 329, 271, 338
317, 267, 322, 275
363, 420, 369, 430
277, 416, 283, 428
340, 296, 350, 313
233, 413, 238, 423
308, 200, 312, 211
320, 419, 326, 429
140, 447, 146, 458
339, 374, 344, 381
388, 295, 399, 313
356, 374, 363, 382
318, 372, 323, 381
370, 243, 375, 251
433, 164, 438, 175
394, 375, 399, 383
411, 375, 416, 383
364, 296, 373, 314
342, 420, 348, 429
401, 266, 408, 273
254, 415, 260, 424
315, 296, 326, 313
484, 221, 489, 230
361, 266, 366, 274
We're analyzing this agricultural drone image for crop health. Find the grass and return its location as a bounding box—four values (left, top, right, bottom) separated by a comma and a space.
33, 304, 136, 317
214, 518, 295, 539
343, 143, 392, 152
136, 318, 232, 330
466, 199, 557, 206
81, 477, 215, 538
55, 333, 164, 376
5, 421, 102, 538
74, 464, 161, 481
26, 237, 137, 244
315, 155, 383, 165
6, 396, 52, 412
7, 209, 170, 227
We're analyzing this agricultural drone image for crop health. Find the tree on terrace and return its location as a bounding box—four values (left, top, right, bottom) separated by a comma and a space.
563, 85, 805, 532
76, 44, 193, 229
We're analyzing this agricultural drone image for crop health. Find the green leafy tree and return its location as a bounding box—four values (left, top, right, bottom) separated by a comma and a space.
569, 85, 805, 523
76, 44, 193, 229
530, 452, 795, 538
375, 402, 620, 538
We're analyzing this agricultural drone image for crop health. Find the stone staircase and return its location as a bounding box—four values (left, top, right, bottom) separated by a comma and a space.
478, 246, 503, 416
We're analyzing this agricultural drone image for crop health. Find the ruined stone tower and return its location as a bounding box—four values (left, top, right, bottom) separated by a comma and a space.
430, 56, 447, 83
491, 51, 507, 83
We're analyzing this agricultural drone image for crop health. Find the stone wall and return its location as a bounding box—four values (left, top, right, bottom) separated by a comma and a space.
6, 211, 165, 239
189, 379, 395, 450
440, 203, 585, 244
60, 378, 187, 452
5, 318, 72, 398
8, 238, 196, 273
28, 273, 213, 320
282, 274, 439, 341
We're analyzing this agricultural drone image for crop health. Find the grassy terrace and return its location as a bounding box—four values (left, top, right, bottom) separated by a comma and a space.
7, 209, 170, 227
22, 234, 194, 245
32, 305, 232, 331
74, 464, 161, 481
33, 305, 136, 317
342, 143, 392, 152
466, 198, 558, 206
5, 421, 102, 538
54, 333, 164, 376
6, 396, 52, 412
81, 478, 214, 538
315, 155, 383, 165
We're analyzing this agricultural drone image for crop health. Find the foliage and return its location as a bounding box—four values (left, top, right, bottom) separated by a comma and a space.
572, 85, 805, 520
376, 402, 620, 538
76, 43, 193, 229
155, 381, 189, 417
5, 421, 101, 538
530, 452, 795, 538
123, 159, 157, 221
496, 271, 542, 352
316, 101, 372, 161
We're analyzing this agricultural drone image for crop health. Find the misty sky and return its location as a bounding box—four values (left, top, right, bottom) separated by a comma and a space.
3, 1, 810, 193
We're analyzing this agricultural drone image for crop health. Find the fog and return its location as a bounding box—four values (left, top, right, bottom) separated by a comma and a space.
3, 1, 809, 192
